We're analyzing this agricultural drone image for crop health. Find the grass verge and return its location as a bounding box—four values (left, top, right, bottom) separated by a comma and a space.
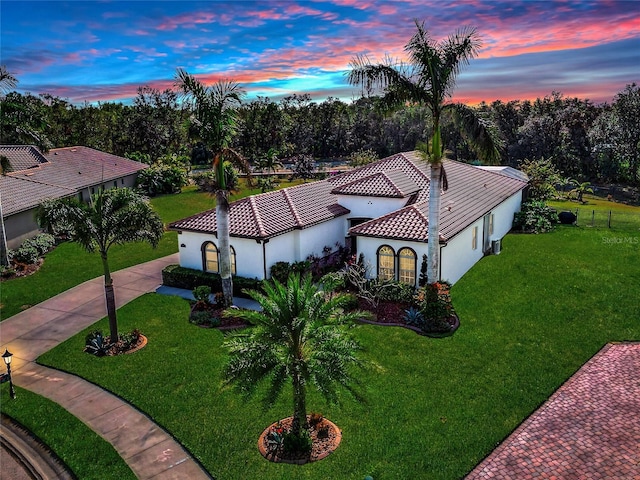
0, 387, 135, 480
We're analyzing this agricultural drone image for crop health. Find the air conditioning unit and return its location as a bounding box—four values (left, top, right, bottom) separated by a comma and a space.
492, 239, 502, 255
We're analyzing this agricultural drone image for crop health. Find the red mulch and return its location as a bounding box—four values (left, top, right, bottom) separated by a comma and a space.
357, 298, 411, 324
259, 415, 342, 464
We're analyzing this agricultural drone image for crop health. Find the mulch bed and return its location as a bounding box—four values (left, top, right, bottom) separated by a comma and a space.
0, 259, 44, 282
258, 415, 342, 464
357, 298, 459, 336
190, 305, 251, 330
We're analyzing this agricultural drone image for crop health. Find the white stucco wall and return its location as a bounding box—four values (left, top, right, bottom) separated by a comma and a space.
177, 216, 349, 280
440, 190, 523, 284
335, 195, 408, 220
356, 236, 427, 287
177, 190, 523, 284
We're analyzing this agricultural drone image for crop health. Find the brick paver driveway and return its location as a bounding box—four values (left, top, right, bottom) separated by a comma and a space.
466, 342, 640, 479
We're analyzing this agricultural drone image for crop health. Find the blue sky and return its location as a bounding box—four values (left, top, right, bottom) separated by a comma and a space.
1, 1, 639, 105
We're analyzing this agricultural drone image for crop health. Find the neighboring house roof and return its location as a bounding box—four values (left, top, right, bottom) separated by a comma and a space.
170, 151, 528, 243
0, 145, 147, 216
0, 175, 75, 216
0, 145, 49, 172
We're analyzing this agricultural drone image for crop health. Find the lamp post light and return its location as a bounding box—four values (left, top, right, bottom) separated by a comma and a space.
2, 349, 16, 399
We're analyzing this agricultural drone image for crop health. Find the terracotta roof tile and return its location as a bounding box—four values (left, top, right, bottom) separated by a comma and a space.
331, 168, 421, 198
170, 151, 527, 243
348, 155, 527, 242
170, 180, 350, 239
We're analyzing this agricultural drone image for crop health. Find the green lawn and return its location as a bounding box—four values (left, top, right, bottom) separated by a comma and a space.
32, 222, 640, 479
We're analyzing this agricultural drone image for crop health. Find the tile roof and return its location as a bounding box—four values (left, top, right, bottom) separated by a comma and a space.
0, 175, 75, 216
0, 145, 49, 172
331, 168, 421, 198
0, 145, 148, 216
350, 156, 528, 242
170, 151, 527, 243
170, 180, 350, 239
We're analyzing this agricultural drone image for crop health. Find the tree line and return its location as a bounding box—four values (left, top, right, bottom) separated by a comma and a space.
1, 82, 638, 185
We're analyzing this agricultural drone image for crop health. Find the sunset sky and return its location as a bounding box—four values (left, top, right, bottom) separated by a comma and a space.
1, 0, 639, 106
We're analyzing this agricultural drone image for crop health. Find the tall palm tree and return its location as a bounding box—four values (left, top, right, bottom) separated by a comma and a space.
175, 69, 251, 306
37, 188, 164, 342
348, 20, 502, 284
223, 274, 366, 437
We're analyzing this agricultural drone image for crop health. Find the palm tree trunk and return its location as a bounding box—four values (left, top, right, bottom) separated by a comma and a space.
101, 253, 118, 342
291, 367, 308, 436
216, 190, 233, 307
427, 161, 442, 284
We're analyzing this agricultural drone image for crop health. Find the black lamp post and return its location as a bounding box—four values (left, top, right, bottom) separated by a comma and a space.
2, 349, 16, 399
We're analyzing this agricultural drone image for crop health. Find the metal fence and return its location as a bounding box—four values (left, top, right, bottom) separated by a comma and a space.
568, 207, 640, 230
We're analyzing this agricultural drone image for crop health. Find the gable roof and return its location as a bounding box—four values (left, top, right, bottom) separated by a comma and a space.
350, 157, 527, 242
170, 180, 350, 239
170, 151, 527, 243
0, 145, 147, 216
331, 168, 420, 198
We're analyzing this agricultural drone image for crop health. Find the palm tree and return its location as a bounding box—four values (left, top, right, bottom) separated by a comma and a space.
223, 274, 366, 437
348, 20, 502, 284
0, 65, 18, 95
175, 69, 251, 307
569, 180, 594, 203
37, 188, 164, 342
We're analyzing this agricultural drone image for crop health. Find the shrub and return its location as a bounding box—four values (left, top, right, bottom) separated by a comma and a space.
513, 201, 559, 233
162, 265, 262, 298
189, 310, 221, 327
136, 165, 187, 196
31, 233, 56, 255
192, 285, 212, 304
269, 261, 291, 284
375, 281, 415, 304
11, 244, 39, 264
282, 429, 312, 455
414, 282, 455, 332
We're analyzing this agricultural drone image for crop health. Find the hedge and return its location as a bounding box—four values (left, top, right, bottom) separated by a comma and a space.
162, 265, 263, 298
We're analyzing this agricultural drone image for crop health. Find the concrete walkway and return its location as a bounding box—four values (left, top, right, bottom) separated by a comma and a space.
0, 253, 213, 479
466, 342, 640, 479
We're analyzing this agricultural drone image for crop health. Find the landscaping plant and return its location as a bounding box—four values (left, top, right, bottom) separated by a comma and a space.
222, 273, 367, 451
37, 188, 164, 342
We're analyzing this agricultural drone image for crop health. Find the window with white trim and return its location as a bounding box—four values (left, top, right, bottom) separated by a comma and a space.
472, 226, 478, 250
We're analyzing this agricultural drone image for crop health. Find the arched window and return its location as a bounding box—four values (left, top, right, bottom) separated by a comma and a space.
202, 242, 219, 273
230, 246, 237, 275
398, 247, 417, 286
377, 245, 395, 281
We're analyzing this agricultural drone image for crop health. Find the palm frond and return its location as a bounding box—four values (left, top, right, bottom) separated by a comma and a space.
449, 103, 503, 165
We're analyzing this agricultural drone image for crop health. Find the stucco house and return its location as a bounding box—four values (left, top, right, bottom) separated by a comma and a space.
0, 145, 147, 248
169, 151, 528, 286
